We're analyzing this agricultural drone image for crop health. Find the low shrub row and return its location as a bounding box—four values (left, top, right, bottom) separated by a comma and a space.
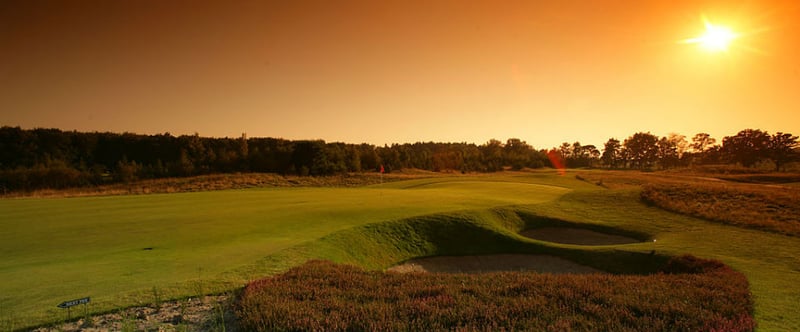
237, 255, 754, 331
640, 182, 800, 236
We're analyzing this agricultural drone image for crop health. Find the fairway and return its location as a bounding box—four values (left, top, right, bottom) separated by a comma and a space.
2, 172, 800, 330
0, 175, 569, 327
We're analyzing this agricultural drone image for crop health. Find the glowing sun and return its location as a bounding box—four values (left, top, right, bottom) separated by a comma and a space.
683, 19, 739, 52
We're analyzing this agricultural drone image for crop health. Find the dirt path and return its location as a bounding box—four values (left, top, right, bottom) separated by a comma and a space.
387, 254, 603, 274
520, 227, 640, 245
32, 295, 239, 332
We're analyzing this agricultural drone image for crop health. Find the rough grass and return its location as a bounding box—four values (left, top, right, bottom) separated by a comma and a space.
237, 257, 754, 332
577, 169, 800, 236
0, 171, 437, 199
540, 175, 800, 331
641, 182, 800, 236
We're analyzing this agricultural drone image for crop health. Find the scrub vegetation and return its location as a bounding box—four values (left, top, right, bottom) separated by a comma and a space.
577, 169, 800, 236
238, 257, 753, 332
641, 182, 800, 236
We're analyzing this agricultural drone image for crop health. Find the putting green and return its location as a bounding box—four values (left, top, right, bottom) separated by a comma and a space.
0, 176, 569, 327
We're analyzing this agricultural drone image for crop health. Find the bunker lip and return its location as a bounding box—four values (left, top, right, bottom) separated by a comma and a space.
520, 227, 640, 245
387, 254, 604, 274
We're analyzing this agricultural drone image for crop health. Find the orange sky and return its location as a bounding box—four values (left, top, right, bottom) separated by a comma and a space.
2, 0, 799, 149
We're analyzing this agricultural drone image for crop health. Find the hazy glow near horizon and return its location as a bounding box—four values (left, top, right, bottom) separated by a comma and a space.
1, 0, 799, 149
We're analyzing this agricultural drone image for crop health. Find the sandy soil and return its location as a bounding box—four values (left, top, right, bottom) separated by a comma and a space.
387, 254, 604, 274
520, 227, 640, 245
32, 295, 239, 332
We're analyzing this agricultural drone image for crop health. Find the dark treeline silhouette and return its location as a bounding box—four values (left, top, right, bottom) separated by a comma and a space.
564, 130, 798, 172
0, 127, 797, 192
0, 127, 550, 191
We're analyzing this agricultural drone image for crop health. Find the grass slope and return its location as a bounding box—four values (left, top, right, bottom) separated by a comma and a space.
0, 174, 570, 329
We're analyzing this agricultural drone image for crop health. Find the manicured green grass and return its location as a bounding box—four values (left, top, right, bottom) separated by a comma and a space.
3, 170, 799, 330
0, 174, 570, 329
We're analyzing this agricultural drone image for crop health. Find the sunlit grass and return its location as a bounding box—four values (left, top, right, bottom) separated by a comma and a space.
2, 170, 799, 330
0, 175, 568, 328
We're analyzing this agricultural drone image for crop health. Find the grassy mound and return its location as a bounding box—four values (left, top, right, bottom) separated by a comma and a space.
237, 256, 754, 331
235, 208, 666, 279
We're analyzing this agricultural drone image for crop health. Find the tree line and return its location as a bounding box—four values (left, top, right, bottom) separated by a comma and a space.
590, 130, 798, 171
0, 126, 797, 191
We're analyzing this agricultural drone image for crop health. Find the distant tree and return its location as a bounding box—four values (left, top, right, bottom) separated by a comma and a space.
666, 133, 688, 160
769, 132, 799, 172
564, 142, 598, 168
437, 146, 460, 173
176, 149, 195, 176
571, 142, 585, 167
238, 133, 249, 171
690, 132, 717, 165
691, 133, 716, 153
656, 137, 679, 169
704, 145, 724, 164
312, 143, 348, 175
291, 140, 324, 175
622, 132, 659, 169
480, 139, 504, 172
358, 144, 379, 172
722, 129, 771, 167
345, 145, 362, 172
459, 143, 483, 172
115, 158, 141, 183
601, 138, 621, 168
583, 144, 601, 167
377, 144, 401, 172
504, 138, 531, 170
558, 142, 572, 160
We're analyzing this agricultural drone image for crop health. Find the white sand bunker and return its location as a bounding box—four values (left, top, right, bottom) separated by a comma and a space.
387, 254, 603, 274
520, 227, 639, 245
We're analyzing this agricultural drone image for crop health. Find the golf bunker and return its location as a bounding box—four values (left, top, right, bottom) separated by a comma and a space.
387, 254, 603, 274
387, 225, 646, 275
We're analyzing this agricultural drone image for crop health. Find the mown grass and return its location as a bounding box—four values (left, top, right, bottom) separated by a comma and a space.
238, 257, 753, 332
3, 170, 800, 330
0, 173, 570, 329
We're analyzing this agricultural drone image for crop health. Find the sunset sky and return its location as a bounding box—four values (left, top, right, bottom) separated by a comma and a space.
2, 0, 799, 149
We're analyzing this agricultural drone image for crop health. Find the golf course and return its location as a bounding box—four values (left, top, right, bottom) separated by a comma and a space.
1, 171, 799, 330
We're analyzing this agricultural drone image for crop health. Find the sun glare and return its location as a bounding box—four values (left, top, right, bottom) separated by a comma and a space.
682, 18, 739, 52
